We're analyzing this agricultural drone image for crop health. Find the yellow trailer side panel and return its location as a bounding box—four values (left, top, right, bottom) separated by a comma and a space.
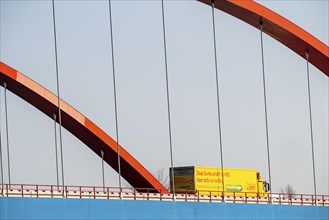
194, 166, 259, 196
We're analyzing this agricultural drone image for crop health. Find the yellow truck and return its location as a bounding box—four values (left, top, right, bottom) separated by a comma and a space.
170, 166, 270, 197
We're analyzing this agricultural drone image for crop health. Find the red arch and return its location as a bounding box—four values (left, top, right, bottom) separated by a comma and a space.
198, 0, 329, 76
0, 62, 168, 193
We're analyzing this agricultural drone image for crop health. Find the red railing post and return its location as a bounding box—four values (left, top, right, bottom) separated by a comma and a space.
245, 192, 247, 203
197, 191, 200, 202
210, 191, 212, 202
160, 189, 162, 201
93, 187, 96, 199
65, 186, 68, 198
322, 195, 325, 206
290, 195, 292, 205
233, 192, 236, 203
301, 194, 303, 205
50, 185, 53, 198
79, 186, 82, 199
21, 185, 24, 197
268, 192, 270, 204
257, 193, 259, 204
147, 189, 149, 200
134, 189, 136, 200
6, 184, 8, 197
36, 185, 39, 198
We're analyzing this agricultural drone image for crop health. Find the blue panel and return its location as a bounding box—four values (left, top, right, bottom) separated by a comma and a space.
1, 197, 328, 219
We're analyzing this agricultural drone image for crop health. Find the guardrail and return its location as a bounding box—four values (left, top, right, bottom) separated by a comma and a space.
0, 184, 328, 206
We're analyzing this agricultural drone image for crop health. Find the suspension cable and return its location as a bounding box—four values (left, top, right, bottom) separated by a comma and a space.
53, 113, 59, 189
260, 23, 272, 201
161, 0, 175, 201
211, 0, 225, 200
51, 0, 65, 196
3, 82, 11, 186
305, 51, 317, 203
108, 0, 122, 196
101, 149, 105, 191
0, 87, 4, 195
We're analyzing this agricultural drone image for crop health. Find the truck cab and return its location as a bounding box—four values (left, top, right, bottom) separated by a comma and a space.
257, 172, 270, 197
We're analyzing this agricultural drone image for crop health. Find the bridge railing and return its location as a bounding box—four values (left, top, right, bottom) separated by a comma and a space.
0, 184, 328, 206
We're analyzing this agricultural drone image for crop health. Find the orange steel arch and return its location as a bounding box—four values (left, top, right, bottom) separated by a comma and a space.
0, 1, 328, 193
198, 0, 329, 76
0, 62, 168, 193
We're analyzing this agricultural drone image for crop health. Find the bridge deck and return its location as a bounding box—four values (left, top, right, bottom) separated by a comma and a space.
1, 184, 328, 206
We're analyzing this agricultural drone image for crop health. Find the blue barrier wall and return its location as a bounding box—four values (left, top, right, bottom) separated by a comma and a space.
1, 197, 328, 219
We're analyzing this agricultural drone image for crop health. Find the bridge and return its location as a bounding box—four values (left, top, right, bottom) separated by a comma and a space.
0, 0, 328, 219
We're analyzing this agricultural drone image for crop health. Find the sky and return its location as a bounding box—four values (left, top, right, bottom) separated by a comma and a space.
0, 0, 328, 195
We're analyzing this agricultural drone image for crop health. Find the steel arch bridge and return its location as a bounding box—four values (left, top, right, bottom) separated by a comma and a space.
0, 0, 328, 194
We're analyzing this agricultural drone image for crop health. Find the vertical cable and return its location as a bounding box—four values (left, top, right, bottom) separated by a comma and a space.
161, 0, 175, 201
108, 0, 122, 196
3, 82, 11, 186
101, 149, 105, 191
53, 113, 59, 189
211, 0, 225, 200
51, 0, 65, 195
0, 87, 4, 195
260, 23, 272, 201
305, 51, 317, 203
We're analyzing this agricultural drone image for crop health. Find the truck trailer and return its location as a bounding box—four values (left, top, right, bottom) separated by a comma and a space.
169, 166, 270, 197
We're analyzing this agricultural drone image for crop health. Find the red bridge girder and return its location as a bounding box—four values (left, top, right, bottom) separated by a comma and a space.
0, 62, 168, 193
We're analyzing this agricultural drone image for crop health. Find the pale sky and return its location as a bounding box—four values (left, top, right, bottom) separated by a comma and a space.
0, 0, 328, 195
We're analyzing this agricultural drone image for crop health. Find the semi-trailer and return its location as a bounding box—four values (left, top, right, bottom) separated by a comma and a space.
170, 166, 270, 197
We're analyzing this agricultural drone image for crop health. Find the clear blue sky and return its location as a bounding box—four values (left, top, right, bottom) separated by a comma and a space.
0, 0, 328, 195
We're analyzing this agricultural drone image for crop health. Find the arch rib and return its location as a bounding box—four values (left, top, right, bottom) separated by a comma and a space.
198, 0, 329, 76
0, 62, 168, 193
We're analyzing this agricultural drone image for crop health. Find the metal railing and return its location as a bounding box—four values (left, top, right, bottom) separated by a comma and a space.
0, 184, 328, 206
